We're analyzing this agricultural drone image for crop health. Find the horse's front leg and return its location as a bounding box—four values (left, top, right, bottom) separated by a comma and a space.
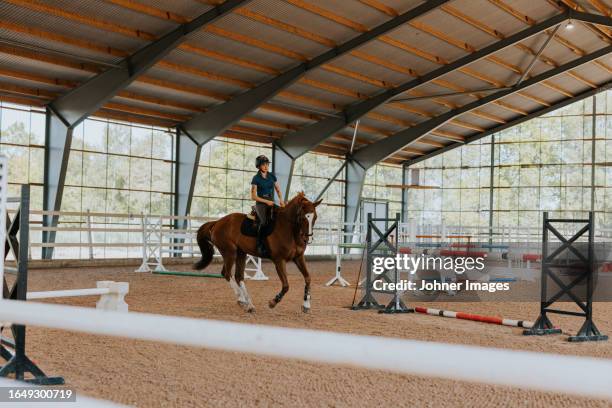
294, 254, 311, 313
235, 249, 255, 312
269, 259, 289, 308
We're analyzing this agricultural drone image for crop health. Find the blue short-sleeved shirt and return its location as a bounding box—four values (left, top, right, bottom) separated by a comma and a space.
251, 171, 276, 199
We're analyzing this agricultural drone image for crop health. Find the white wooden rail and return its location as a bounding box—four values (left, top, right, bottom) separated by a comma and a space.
0, 207, 607, 261
27, 281, 129, 312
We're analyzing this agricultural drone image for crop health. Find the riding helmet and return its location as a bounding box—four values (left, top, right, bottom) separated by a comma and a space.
255, 155, 270, 169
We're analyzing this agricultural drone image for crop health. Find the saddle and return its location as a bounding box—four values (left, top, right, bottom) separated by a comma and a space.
240, 206, 276, 238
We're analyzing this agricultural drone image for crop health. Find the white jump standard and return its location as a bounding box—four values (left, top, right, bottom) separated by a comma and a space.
327, 243, 363, 287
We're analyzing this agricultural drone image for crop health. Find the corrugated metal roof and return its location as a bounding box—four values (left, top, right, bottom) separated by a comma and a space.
500, 93, 543, 112
211, 12, 331, 59
145, 65, 245, 97
355, 38, 438, 77
246, 0, 360, 43
453, 0, 539, 34
300, 0, 392, 28
507, 0, 561, 20
386, 24, 469, 66
124, 81, 220, 107
0, 50, 92, 82
250, 107, 315, 127
0, 2, 147, 54
302, 67, 383, 98
438, 123, 472, 136
329, 52, 415, 85
366, 0, 426, 14
0, 26, 121, 65
419, 8, 495, 50
577, 60, 612, 83
281, 81, 358, 107
0, 74, 61, 95
137, 0, 212, 17
163, 48, 273, 84
0, 0, 608, 164
185, 28, 298, 72
109, 95, 194, 117
43, 0, 179, 36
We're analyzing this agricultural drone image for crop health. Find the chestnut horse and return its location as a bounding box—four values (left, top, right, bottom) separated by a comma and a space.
194, 192, 322, 313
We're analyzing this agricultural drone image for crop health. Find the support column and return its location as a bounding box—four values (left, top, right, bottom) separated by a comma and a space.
488, 134, 495, 244
343, 159, 367, 241
42, 108, 73, 259
272, 143, 295, 202
174, 129, 201, 230
590, 95, 596, 211
401, 164, 410, 223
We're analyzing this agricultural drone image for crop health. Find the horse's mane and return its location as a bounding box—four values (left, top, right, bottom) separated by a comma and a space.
285, 191, 308, 207
277, 192, 308, 213
287, 191, 307, 206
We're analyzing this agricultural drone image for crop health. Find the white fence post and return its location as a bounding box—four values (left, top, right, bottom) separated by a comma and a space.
86, 209, 94, 260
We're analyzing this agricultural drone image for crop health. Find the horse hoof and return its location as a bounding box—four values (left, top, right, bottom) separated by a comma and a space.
247, 306, 256, 313
268, 300, 277, 309
302, 306, 310, 313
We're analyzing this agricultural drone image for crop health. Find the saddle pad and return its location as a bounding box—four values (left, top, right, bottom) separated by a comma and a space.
240, 215, 275, 238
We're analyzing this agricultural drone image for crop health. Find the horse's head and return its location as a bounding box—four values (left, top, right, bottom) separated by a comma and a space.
288, 192, 322, 245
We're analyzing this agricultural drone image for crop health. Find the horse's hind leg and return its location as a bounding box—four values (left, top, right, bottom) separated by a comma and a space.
294, 254, 311, 313
269, 260, 289, 309
220, 250, 246, 306
235, 249, 255, 312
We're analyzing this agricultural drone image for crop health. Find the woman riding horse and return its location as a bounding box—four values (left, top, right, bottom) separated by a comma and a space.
194, 157, 322, 313
250, 155, 284, 257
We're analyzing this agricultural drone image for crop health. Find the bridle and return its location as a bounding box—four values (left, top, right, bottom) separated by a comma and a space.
296, 203, 315, 245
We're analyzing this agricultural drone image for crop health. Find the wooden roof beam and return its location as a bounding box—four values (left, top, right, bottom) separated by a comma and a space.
586, 0, 611, 17
4, 0, 403, 114
357, 1, 558, 109
102, 0, 509, 122
288, 0, 525, 118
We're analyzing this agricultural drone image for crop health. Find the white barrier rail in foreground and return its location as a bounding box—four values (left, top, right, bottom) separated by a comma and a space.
0, 300, 611, 401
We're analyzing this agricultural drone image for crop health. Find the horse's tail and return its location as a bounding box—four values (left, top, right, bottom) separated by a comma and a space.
194, 221, 216, 270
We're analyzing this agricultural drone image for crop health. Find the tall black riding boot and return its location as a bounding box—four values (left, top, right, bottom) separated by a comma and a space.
256, 224, 269, 258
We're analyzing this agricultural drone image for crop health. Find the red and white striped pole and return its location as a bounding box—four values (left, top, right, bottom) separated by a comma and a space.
415, 307, 534, 329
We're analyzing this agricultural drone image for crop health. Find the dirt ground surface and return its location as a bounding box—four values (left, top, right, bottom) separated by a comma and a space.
4, 260, 612, 407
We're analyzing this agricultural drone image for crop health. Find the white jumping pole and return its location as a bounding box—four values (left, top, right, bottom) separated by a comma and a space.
0, 300, 611, 401
27, 281, 129, 312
